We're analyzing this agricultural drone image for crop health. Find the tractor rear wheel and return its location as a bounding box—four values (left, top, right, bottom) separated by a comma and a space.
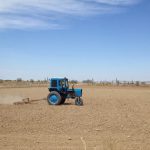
47, 91, 62, 105
75, 97, 83, 106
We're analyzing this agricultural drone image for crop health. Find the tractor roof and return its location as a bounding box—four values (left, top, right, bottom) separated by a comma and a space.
50, 78, 68, 81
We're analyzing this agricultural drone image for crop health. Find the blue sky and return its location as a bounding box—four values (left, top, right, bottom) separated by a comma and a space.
0, 0, 150, 81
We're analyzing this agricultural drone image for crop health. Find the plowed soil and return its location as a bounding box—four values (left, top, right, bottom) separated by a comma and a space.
0, 86, 150, 150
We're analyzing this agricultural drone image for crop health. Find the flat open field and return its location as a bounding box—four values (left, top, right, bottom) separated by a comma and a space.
0, 86, 150, 149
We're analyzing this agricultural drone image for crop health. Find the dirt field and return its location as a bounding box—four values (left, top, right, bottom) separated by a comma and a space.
0, 86, 150, 150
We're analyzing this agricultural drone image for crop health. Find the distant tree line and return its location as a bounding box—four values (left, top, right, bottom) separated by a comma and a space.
82, 79, 149, 86
0, 78, 49, 83
82, 79, 94, 84
69, 80, 78, 84
0, 78, 149, 87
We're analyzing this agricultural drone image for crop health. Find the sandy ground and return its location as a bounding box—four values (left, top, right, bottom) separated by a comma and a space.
0, 86, 150, 149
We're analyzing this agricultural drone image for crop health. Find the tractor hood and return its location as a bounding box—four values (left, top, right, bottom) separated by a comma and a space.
74, 89, 82, 97
68, 88, 82, 97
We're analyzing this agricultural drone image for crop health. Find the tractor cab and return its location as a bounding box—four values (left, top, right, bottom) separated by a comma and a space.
49, 78, 69, 92
47, 77, 83, 106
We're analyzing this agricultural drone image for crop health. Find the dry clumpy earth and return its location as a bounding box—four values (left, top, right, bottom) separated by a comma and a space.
0, 86, 150, 150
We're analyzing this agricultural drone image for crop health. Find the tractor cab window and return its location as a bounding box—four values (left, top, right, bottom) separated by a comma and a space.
59, 80, 65, 87
59, 79, 69, 88
65, 80, 69, 88
51, 80, 57, 87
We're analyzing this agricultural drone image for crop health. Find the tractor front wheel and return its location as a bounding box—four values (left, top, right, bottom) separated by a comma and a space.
47, 91, 62, 105
75, 97, 83, 106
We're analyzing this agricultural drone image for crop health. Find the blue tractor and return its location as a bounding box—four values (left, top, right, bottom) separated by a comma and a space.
47, 78, 83, 106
